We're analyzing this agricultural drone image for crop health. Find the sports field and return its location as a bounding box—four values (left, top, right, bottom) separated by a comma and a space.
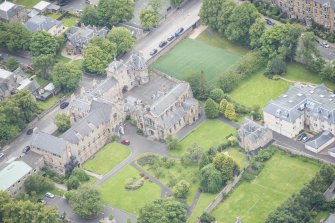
152, 38, 241, 85
211, 151, 320, 223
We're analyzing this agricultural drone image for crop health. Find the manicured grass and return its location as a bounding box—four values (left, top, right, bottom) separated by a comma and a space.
16, 0, 40, 8
169, 119, 237, 157
99, 165, 161, 214
211, 151, 320, 223
37, 96, 59, 111
224, 148, 248, 170
152, 38, 241, 85
62, 16, 78, 27
188, 193, 217, 223
83, 143, 131, 175
196, 29, 249, 56
46, 13, 62, 20
229, 70, 290, 108
35, 76, 49, 88
55, 55, 71, 64
284, 63, 335, 89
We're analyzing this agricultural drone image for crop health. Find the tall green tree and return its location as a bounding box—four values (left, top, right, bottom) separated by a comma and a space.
81, 5, 100, 26
54, 113, 71, 133
209, 88, 225, 103
140, 8, 158, 30
213, 152, 236, 182
108, 27, 135, 55
138, 199, 187, 223
69, 186, 103, 219
5, 57, 19, 71
217, 70, 240, 93
199, 0, 226, 31
173, 180, 190, 198
24, 174, 54, 194
185, 71, 209, 100
225, 2, 260, 45
217, 0, 236, 34
97, 0, 135, 25
149, 0, 163, 14
219, 98, 228, 114
224, 103, 236, 121
32, 54, 55, 80
67, 175, 80, 190
170, 0, 183, 8
249, 17, 266, 49
204, 98, 219, 119
200, 164, 224, 193
295, 32, 320, 66
51, 63, 83, 92
30, 31, 59, 56
0, 22, 31, 51
198, 153, 210, 170
265, 56, 287, 76
83, 45, 110, 75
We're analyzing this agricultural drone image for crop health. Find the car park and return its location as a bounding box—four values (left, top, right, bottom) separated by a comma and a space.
159, 41, 168, 48
27, 128, 33, 135
149, 49, 158, 56
167, 35, 175, 41
175, 27, 184, 37
121, 139, 130, 145
45, 192, 55, 198
265, 18, 273, 25
23, 146, 30, 153
60, 101, 69, 109
0, 153, 4, 159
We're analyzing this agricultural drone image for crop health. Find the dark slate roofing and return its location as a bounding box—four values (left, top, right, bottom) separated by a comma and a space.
162, 107, 186, 129
182, 97, 198, 110
61, 101, 112, 144
124, 52, 147, 71
239, 118, 268, 143
70, 98, 91, 113
0, 2, 23, 21
67, 25, 108, 48
305, 131, 334, 149
89, 77, 118, 98
31, 131, 67, 156
25, 15, 62, 33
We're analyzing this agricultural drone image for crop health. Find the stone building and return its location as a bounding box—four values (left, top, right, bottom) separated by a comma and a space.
0, 1, 28, 23
270, 0, 335, 32
25, 15, 66, 36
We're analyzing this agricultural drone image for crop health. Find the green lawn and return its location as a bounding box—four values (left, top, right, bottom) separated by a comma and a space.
152, 38, 241, 85
16, 0, 40, 8
188, 193, 217, 223
170, 119, 237, 157
83, 143, 131, 175
196, 29, 249, 56
55, 55, 71, 64
99, 165, 161, 214
211, 151, 320, 223
224, 148, 248, 170
46, 13, 78, 27
284, 63, 335, 89
37, 96, 60, 111
313, 211, 330, 223
229, 70, 290, 108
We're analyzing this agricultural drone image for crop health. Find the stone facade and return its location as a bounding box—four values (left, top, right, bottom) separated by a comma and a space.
0, 1, 28, 23
270, 0, 335, 32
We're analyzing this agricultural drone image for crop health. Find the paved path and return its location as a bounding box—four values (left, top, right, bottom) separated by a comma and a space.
188, 190, 201, 216
131, 162, 173, 198
218, 116, 240, 129
54, 182, 67, 191
189, 25, 208, 39
177, 109, 205, 140
84, 170, 102, 180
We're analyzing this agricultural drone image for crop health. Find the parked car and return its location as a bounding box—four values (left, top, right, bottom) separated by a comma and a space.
265, 18, 273, 25
0, 153, 4, 159
60, 101, 69, 109
45, 192, 55, 198
23, 146, 30, 153
301, 136, 309, 143
321, 41, 330, 48
297, 133, 307, 141
159, 41, 168, 48
37, 198, 46, 204
149, 49, 158, 56
167, 35, 175, 41
27, 128, 34, 135
175, 27, 184, 37
121, 139, 130, 145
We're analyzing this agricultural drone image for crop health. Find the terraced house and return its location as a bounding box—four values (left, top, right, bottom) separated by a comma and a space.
270, 0, 335, 32
264, 84, 335, 138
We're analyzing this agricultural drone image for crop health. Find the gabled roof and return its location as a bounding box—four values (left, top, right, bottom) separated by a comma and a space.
0, 161, 32, 191
32, 1, 51, 12
305, 131, 334, 149
31, 131, 67, 156
0, 68, 13, 80
0, 1, 17, 20
25, 15, 62, 33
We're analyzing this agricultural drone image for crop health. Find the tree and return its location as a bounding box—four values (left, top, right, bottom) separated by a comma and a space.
295, 32, 320, 66
5, 57, 18, 71
184, 144, 203, 163
198, 153, 210, 170
170, 0, 183, 8
217, 70, 240, 93
200, 0, 226, 31
213, 152, 235, 182
81, 5, 100, 26
149, 0, 163, 13
67, 175, 80, 190
30, 31, 59, 56
219, 98, 228, 114
69, 186, 103, 218
65, 156, 80, 176
97, 0, 135, 25
51, 62, 82, 92
165, 134, 181, 150
83, 44, 112, 75
320, 61, 335, 81
204, 98, 219, 118
54, 114, 71, 133
224, 103, 236, 120
72, 168, 90, 182
199, 212, 216, 223
32, 54, 55, 80
185, 71, 209, 100
225, 2, 260, 45
209, 88, 224, 102
217, 0, 236, 34
249, 17, 266, 49
173, 180, 190, 198
108, 27, 135, 55
140, 8, 158, 30
24, 174, 54, 194
138, 199, 187, 223
265, 56, 287, 76
0, 22, 31, 51
200, 164, 224, 193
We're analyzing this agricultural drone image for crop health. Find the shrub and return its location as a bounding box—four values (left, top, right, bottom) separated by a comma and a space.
209, 88, 225, 102
200, 212, 216, 223
204, 98, 219, 118
137, 155, 158, 166
109, 214, 114, 220
125, 177, 145, 190
173, 180, 190, 199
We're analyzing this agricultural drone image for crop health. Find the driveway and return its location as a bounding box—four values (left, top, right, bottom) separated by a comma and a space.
46, 196, 137, 223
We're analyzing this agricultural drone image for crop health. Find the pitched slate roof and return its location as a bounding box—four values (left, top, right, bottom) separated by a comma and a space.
25, 15, 62, 33
0, 68, 13, 80
0, 161, 32, 191
31, 131, 67, 156
239, 118, 269, 143
0, 1, 21, 21
32, 1, 51, 12
67, 25, 108, 49
305, 131, 334, 149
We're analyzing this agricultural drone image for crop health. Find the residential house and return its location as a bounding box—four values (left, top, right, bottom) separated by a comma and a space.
0, 68, 16, 100
305, 131, 335, 153
65, 25, 109, 55
25, 15, 65, 36
237, 118, 273, 152
29, 1, 60, 18
264, 84, 335, 139
0, 1, 28, 23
